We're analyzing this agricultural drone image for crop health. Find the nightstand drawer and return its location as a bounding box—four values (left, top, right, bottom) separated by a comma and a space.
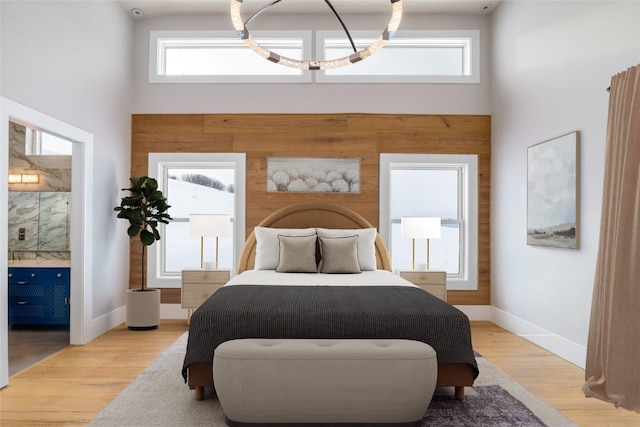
399, 271, 446, 285
182, 283, 224, 308
399, 270, 447, 302
181, 269, 230, 311
182, 270, 229, 284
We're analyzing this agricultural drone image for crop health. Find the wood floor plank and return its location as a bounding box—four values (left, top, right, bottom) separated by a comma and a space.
1, 320, 639, 426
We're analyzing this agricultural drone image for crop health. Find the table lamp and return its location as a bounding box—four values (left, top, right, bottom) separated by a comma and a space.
189, 214, 230, 269
401, 217, 441, 270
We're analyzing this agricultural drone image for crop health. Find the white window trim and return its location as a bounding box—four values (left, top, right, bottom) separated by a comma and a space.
149, 30, 312, 84
316, 30, 480, 84
147, 153, 246, 288
380, 153, 478, 290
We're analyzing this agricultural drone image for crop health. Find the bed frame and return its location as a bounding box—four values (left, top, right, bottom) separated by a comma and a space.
187, 201, 475, 401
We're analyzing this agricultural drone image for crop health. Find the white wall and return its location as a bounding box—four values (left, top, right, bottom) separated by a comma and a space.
491, 0, 640, 367
132, 13, 492, 114
1, 1, 134, 339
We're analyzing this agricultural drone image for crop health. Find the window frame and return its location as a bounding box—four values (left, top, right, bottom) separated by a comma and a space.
379, 153, 478, 290
149, 30, 312, 84
315, 29, 480, 83
147, 153, 246, 288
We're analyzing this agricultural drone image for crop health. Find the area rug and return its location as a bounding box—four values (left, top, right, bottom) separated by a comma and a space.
89, 333, 577, 427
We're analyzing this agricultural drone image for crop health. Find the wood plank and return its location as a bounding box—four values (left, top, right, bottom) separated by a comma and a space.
130, 114, 491, 306
1, 320, 188, 426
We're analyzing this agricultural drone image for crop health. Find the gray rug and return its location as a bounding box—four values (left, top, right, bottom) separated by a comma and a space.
89, 333, 577, 427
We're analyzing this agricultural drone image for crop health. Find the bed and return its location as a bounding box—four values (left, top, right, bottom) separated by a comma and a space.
182, 201, 478, 401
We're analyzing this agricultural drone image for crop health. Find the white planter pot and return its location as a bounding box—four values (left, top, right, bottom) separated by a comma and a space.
126, 288, 161, 330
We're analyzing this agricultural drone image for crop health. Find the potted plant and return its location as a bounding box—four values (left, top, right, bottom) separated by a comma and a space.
115, 176, 173, 330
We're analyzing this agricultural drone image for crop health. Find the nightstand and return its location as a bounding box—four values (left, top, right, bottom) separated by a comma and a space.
398, 270, 447, 302
181, 269, 230, 323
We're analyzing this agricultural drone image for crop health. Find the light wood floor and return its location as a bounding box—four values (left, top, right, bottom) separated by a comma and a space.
1, 320, 638, 426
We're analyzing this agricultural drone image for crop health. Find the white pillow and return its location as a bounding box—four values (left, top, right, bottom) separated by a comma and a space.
316, 228, 377, 271
254, 227, 317, 270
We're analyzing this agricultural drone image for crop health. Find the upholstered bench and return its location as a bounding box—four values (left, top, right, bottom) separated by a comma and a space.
213, 338, 438, 425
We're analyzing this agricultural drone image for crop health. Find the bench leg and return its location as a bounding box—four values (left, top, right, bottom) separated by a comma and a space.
454, 386, 465, 401
195, 386, 205, 401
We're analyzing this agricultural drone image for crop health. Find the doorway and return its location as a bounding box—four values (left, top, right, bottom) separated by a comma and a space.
1, 97, 94, 388
7, 119, 72, 375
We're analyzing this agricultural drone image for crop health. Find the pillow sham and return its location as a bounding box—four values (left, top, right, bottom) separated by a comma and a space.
276, 235, 318, 273
319, 235, 361, 274
254, 227, 317, 270
316, 228, 377, 270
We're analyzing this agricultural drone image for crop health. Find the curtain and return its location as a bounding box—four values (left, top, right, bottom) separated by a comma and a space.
583, 64, 640, 412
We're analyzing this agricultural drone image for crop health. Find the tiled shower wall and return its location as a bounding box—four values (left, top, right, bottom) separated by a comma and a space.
7, 122, 71, 260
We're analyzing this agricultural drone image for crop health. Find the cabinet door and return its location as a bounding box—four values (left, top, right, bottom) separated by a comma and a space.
8, 269, 47, 324
49, 269, 70, 324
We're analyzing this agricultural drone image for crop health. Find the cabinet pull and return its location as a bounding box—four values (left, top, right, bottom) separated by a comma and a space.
57, 273, 63, 278
18, 281, 28, 285
17, 301, 28, 305
8, 273, 13, 278
64, 297, 69, 305
31, 273, 36, 278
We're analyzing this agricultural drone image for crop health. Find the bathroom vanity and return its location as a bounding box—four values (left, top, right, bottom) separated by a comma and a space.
8, 262, 70, 326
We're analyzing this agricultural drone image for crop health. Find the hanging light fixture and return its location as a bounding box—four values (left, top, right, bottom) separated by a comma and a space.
230, 0, 403, 71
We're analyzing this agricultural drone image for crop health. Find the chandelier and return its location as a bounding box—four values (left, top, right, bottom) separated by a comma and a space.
230, 0, 403, 71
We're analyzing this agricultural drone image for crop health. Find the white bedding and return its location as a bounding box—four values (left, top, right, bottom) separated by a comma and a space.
225, 269, 418, 288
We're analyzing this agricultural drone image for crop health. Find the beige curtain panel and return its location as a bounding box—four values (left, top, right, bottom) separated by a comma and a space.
584, 64, 640, 412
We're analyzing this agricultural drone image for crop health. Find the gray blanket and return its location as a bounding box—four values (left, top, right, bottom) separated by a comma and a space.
182, 285, 479, 381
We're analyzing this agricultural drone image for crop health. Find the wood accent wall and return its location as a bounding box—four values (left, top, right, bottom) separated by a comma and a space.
131, 114, 491, 306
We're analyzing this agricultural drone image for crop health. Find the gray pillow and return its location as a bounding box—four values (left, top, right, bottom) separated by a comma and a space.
319, 235, 361, 274
275, 234, 318, 273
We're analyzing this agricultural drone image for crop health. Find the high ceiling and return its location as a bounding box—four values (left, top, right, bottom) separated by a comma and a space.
118, 0, 499, 19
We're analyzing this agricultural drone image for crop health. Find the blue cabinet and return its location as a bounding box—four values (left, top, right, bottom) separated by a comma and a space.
8, 267, 70, 326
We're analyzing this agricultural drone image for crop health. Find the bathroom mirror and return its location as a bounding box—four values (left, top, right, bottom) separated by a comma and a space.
8, 191, 71, 252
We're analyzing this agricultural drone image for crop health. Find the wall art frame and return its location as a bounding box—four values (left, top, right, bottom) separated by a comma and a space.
527, 131, 579, 249
267, 157, 360, 193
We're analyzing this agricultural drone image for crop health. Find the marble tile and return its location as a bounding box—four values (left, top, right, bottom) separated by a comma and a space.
38, 192, 70, 251
8, 192, 71, 253
8, 192, 39, 251
8, 121, 71, 193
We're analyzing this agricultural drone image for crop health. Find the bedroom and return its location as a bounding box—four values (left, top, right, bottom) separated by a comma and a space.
1, 0, 639, 424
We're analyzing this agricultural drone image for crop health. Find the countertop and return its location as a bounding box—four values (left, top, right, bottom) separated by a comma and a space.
8, 260, 71, 267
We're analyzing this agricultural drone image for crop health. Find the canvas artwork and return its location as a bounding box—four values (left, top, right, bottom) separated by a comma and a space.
267, 157, 360, 193
527, 132, 579, 248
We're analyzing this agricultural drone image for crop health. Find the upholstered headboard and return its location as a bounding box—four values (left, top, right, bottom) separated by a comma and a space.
237, 202, 392, 273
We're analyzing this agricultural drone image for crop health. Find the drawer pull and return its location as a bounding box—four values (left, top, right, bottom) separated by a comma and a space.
8, 273, 13, 278
57, 273, 63, 278
31, 273, 36, 278
17, 301, 28, 305
18, 281, 28, 285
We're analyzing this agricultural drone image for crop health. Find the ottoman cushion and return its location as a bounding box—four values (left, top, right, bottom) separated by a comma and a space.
213, 338, 438, 424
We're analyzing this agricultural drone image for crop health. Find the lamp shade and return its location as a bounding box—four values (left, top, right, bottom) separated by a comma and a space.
401, 217, 441, 239
189, 214, 230, 237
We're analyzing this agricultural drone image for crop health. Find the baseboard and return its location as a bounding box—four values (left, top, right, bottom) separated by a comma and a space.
454, 305, 491, 321
161, 303, 188, 320
490, 307, 586, 369
85, 305, 126, 343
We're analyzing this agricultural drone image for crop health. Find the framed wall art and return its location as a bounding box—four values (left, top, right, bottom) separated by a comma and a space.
527, 131, 579, 248
267, 157, 360, 193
